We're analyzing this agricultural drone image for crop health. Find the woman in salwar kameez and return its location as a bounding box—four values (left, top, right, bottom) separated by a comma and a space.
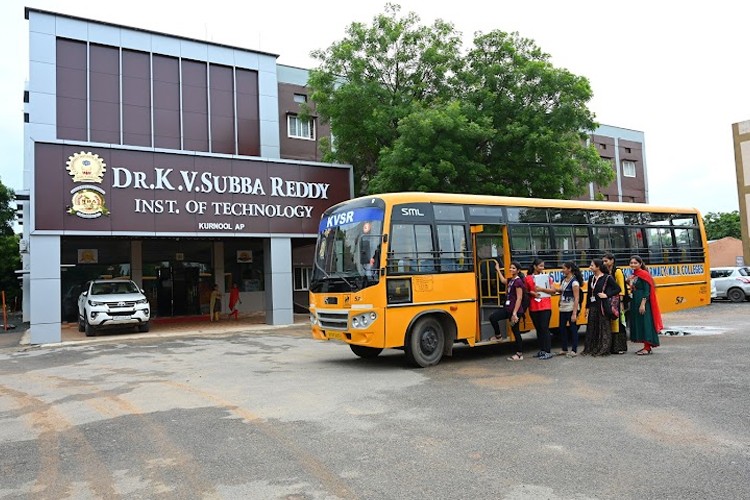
628, 255, 663, 355
582, 259, 621, 356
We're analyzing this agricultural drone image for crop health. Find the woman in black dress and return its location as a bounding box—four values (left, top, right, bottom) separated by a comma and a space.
582, 259, 621, 356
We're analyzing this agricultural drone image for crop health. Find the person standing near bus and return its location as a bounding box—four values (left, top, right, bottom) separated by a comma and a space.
525, 258, 556, 360
582, 259, 620, 356
556, 261, 583, 357
489, 261, 526, 361
603, 253, 628, 354
628, 255, 663, 355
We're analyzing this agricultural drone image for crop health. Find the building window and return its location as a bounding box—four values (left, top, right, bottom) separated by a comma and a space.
294, 267, 312, 291
293, 94, 307, 104
622, 160, 636, 178
287, 114, 315, 140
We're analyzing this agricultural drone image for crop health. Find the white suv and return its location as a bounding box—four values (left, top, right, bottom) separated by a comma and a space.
710, 267, 750, 303
78, 279, 150, 336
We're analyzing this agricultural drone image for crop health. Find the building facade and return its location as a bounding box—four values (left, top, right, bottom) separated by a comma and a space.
585, 125, 648, 203
20, 9, 352, 343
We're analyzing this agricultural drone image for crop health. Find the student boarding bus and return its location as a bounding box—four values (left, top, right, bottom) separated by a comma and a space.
309, 192, 710, 367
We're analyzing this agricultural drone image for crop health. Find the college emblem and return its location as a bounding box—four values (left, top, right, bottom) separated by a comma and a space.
66, 151, 106, 183
65, 151, 110, 218
67, 185, 109, 219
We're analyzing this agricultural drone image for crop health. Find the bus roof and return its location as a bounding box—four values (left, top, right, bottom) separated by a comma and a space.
339, 192, 701, 215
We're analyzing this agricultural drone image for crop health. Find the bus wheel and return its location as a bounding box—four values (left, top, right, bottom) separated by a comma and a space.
350, 344, 383, 359
405, 316, 445, 368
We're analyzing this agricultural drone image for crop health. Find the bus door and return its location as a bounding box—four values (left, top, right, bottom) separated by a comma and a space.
472, 225, 510, 342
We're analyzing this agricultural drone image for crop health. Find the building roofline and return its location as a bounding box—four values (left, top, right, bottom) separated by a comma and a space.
24, 6, 280, 60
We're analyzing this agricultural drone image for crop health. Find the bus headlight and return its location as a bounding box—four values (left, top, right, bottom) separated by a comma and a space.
309, 312, 319, 326
351, 312, 377, 329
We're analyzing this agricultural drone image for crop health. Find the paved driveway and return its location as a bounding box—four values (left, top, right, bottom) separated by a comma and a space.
0, 302, 748, 499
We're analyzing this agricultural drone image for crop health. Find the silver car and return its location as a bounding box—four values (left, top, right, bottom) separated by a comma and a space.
710, 267, 750, 303
78, 279, 151, 336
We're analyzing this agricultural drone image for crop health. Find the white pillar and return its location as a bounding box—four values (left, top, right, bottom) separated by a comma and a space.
29, 234, 61, 343
264, 237, 293, 325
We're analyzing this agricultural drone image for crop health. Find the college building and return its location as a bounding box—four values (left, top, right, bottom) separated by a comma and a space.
18, 9, 651, 344
19, 8, 352, 343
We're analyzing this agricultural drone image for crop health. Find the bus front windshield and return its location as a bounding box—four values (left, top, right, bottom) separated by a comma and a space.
311, 204, 384, 293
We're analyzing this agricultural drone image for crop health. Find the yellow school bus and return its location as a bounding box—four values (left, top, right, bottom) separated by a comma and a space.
309, 192, 710, 367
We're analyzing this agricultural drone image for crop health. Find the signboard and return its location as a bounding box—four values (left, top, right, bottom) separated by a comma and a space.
34, 143, 352, 235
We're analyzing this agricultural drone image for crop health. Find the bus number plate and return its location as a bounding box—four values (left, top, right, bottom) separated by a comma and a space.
327, 331, 344, 341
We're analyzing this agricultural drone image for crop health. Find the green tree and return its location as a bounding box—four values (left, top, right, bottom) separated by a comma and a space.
459, 30, 613, 198
308, 4, 464, 195
308, 4, 613, 198
0, 180, 20, 306
703, 211, 741, 240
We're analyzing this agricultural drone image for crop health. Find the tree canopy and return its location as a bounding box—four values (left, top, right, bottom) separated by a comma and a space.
308, 3, 613, 198
0, 179, 19, 304
703, 211, 741, 240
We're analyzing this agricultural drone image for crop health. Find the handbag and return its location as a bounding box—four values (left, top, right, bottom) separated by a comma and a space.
600, 275, 620, 320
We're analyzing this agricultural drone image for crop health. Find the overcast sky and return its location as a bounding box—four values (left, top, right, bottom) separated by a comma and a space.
1, 0, 747, 214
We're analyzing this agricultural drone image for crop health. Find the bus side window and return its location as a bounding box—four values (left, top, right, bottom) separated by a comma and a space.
436, 224, 467, 272
415, 225, 435, 272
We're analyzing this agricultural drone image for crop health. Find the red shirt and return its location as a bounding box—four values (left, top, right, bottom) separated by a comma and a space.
525, 274, 553, 312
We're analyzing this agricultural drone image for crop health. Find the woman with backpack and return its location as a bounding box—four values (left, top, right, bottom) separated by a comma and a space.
603, 253, 628, 354
556, 261, 583, 357
489, 261, 527, 361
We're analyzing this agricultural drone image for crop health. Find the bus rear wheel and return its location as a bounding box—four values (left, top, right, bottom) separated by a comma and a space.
405, 316, 445, 368
350, 344, 383, 359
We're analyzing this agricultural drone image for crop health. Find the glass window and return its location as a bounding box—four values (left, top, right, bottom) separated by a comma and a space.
507, 207, 548, 223
294, 267, 311, 291
389, 224, 435, 273
287, 114, 315, 140
548, 209, 587, 224
646, 227, 674, 263
574, 227, 592, 266
434, 204, 465, 221
509, 225, 550, 267
674, 227, 703, 262
468, 206, 504, 222
622, 160, 636, 177
293, 93, 307, 103
415, 225, 435, 272
623, 212, 641, 225
589, 211, 624, 225
626, 227, 646, 252
552, 225, 577, 267
592, 227, 626, 252
642, 212, 671, 225
672, 215, 697, 226
436, 224, 469, 272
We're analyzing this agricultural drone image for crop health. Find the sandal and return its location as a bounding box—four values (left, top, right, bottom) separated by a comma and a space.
507, 353, 523, 361
636, 348, 652, 355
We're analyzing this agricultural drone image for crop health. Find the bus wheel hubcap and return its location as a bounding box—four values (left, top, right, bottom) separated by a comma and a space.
420, 328, 438, 354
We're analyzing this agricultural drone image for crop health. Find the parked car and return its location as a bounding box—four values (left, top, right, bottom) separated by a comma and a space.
710, 267, 750, 303
78, 279, 151, 336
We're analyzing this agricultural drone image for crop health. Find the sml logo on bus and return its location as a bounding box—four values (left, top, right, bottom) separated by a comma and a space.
401, 207, 425, 216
